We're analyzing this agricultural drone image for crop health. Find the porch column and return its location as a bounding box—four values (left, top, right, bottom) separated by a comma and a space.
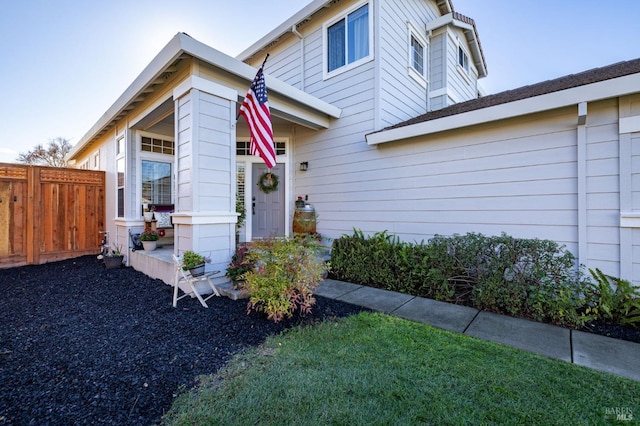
172, 76, 238, 280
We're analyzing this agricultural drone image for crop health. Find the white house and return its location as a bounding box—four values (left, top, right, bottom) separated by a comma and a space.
67, 0, 640, 286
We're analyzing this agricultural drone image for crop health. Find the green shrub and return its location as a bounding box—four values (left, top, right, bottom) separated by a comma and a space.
331, 229, 595, 328
587, 268, 640, 327
241, 236, 327, 322
225, 243, 253, 282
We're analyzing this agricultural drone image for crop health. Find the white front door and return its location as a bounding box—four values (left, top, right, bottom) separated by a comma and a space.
251, 163, 285, 238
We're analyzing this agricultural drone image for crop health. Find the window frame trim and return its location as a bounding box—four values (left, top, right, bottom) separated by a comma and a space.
115, 134, 126, 219
407, 21, 428, 88
457, 42, 470, 74
137, 131, 175, 218
322, 0, 374, 80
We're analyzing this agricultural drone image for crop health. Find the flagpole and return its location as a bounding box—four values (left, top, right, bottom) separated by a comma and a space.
236, 54, 270, 122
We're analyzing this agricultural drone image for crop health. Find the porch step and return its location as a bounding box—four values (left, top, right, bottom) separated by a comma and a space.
216, 282, 250, 300
129, 247, 175, 285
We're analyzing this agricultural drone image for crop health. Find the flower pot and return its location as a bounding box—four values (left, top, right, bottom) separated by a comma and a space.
189, 263, 205, 277
143, 212, 154, 222
142, 241, 157, 251
104, 256, 123, 269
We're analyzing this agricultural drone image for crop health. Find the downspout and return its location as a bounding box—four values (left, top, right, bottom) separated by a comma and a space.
426, 25, 432, 112
576, 102, 588, 268
291, 24, 305, 91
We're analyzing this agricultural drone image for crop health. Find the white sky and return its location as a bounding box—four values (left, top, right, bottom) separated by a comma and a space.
1, 0, 639, 164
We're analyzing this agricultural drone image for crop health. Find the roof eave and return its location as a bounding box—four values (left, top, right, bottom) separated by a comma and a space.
236, 0, 331, 63
366, 72, 640, 145
68, 32, 341, 161
426, 13, 487, 78
68, 33, 189, 160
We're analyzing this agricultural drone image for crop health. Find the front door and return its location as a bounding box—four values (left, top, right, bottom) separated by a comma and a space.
251, 163, 285, 238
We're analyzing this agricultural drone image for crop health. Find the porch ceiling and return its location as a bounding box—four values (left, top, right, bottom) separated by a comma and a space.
68, 33, 340, 161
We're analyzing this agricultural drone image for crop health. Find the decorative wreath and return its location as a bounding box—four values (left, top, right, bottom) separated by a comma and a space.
258, 171, 279, 194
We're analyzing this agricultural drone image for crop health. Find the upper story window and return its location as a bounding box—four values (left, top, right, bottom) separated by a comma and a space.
324, 2, 372, 78
407, 22, 427, 87
458, 45, 469, 73
411, 35, 425, 75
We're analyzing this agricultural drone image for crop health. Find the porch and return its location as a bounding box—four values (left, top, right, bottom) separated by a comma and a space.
128, 244, 244, 300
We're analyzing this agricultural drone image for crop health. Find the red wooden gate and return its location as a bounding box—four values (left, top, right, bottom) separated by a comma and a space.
0, 163, 105, 268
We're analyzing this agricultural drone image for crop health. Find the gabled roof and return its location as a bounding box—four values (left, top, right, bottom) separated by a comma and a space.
68, 33, 341, 161
426, 11, 487, 78
366, 58, 640, 145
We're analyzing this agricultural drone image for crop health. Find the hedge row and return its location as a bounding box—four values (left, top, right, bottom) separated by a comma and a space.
330, 230, 640, 329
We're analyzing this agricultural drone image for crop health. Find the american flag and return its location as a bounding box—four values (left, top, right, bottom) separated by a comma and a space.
239, 66, 276, 169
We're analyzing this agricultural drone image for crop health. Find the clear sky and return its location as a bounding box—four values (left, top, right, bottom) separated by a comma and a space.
1, 0, 639, 164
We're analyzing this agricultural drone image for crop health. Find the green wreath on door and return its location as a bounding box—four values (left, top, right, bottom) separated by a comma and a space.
258, 171, 279, 194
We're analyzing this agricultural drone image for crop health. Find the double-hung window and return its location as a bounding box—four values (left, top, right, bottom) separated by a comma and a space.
411, 35, 425, 75
407, 22, 427, 87
325, 2, 371, 77
458, 45, 469, 73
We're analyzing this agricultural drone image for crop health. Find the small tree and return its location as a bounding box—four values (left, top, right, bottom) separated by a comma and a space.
17, 137, 72, 167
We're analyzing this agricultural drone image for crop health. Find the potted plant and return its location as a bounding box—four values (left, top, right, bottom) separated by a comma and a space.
182, 250, 206, 276
103, 245, 124, 269
140, 230, 159, 251
143, 204, 155, 222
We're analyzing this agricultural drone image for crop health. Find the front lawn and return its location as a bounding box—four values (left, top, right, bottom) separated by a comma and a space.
164, 312, 639, 425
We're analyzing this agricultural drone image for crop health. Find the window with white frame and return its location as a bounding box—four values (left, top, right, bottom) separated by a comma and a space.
411, 35, 425, 75
458, 45, 469, 73
116, 137, 125, 218
325, 2, 371, 77
140, 135, 173, 207
141, 160, 172, 205
236, 140, 286, 157
407, 22, 427, 86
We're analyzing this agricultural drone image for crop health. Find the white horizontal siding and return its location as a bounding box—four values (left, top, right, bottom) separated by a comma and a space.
262, 37, 302, 89
195, 92, 233, 212
176, 95, 194, 212
377, 0, 439, 128
632, 132, 640, 209
584, 100, 622, 276
304, 108, 581, 247
429, 32, 445, 91
444, 28, 477, 104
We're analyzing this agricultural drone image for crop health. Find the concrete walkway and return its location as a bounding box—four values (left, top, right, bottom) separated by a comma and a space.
315, 279, 640, 382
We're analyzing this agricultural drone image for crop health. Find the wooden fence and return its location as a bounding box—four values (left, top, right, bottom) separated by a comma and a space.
0, 163, 105, 268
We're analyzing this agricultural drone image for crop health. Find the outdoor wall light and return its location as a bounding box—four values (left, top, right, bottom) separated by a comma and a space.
299, 161, 308, 171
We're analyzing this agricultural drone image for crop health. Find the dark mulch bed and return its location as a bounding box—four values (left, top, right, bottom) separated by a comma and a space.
0, 256, 368, 425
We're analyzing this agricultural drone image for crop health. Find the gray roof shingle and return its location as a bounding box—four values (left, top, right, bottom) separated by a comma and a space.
382, 58, 640, 132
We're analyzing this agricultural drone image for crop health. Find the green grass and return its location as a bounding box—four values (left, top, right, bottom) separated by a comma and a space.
163, 312, 639, 425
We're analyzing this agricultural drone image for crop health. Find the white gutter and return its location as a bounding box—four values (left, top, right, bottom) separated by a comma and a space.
236, 0, 330, 62
178, 34, 341, 118
366, 72, 640, 145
